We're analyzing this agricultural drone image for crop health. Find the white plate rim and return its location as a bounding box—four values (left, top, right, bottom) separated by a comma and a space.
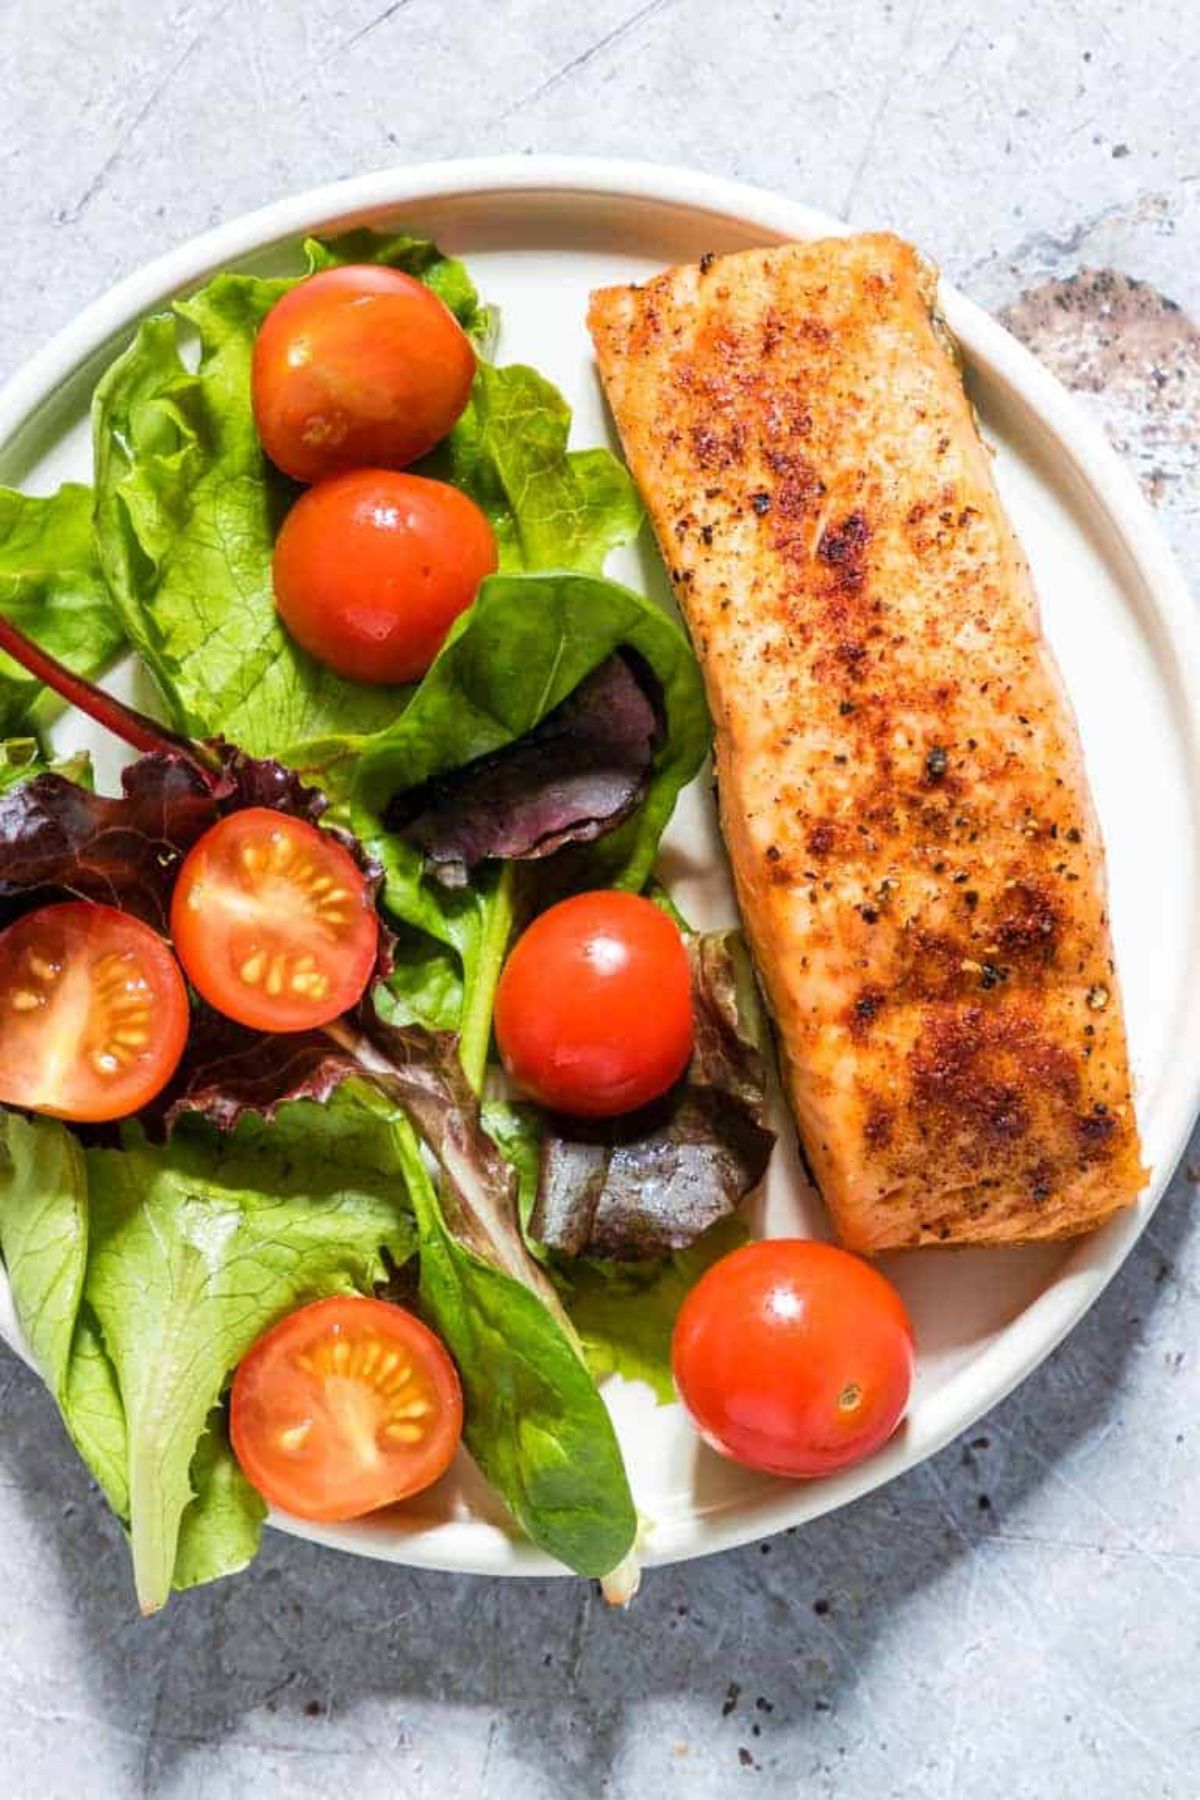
1, 154, 1197, 1578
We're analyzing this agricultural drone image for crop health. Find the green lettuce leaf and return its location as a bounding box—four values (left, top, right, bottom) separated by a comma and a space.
0, 738, 92, 793
394, 1118, 636, 1578
91, 233, 639, 760
419, 360, 641, 573
84, 1108, 416, 1612
0, 483, 125, 736
316, 570, 709, 1049
0, 1100, 417, 1611
172, 1406, 267, 1593
560, 1216, 750, 1404
0, 1111, 88, 1401
0, 1112, 129, 1513
304, 231, 494, 347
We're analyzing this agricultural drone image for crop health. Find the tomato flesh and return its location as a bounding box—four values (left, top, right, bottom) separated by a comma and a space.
0, 902, 189, 1123
170, 808, 378, 1032
231, 1295, 463, 1522
494, 891, 694, 1118
273, 470, 497, 685
672, 1239, 914, 1478
251, 265, 476, 484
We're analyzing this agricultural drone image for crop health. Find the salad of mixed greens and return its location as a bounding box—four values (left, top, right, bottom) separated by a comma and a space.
0, 232, 776, 1611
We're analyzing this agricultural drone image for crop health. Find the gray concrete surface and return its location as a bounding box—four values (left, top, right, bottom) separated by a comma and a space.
2, 1, 1199, 1794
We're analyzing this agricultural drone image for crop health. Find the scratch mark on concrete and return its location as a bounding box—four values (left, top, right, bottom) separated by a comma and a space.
61, 0, 239, 226
566, 1580, 594, 1687
479, 1716, 500, 1798
841, 0, 927, 216
325, 0, 417, 64
498, 0, 677, 122
939, 1548, 982, 1800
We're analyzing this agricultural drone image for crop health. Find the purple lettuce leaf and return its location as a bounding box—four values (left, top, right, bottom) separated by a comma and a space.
387, 652, 664, 889
0, 743, 389, 970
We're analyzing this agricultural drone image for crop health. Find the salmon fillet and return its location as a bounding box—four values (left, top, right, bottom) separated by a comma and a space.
588, 234, 1146, 1252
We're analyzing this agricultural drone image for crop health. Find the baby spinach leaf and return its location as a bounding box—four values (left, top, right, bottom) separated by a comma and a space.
351, 571, 708, 899
390, 652, 663, 889
0, 483, 125, 737
394, 1118, 637, 1578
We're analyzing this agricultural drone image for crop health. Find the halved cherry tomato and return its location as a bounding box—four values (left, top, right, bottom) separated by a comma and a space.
170, 808, 377, 1032
0, 901, 189, 1123
251, 265, 476, 484
230, 1295, 463, 1522
672, 1240, 914, 1478
494, 891, 694, 1118
273, 470, 497, 685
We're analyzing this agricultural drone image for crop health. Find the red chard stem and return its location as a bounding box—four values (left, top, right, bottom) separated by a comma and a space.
0, 614, 224, 790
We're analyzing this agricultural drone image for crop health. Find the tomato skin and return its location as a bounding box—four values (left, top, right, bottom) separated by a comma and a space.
252, 266, 476, 484
494, 891, 694, 1119
231, 1296, 463, 1523
672, 1240, 914, 1478
0, 901, 189, 1123
273, 470, 497, 684
170, 808, 378, 1033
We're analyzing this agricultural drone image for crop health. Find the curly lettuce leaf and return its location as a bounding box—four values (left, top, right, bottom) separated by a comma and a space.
0, 738, 92, 795
0, 1111, 88, 1402
0, 1113, 129, 1513
304, 231, 494, 347
91, 283, 412, 752
172, 1406, 267, 1593
419, 358, 640, 573
0, 484, 126, 737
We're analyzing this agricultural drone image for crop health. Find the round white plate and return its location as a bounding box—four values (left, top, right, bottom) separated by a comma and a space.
1, 158, 1198, 1579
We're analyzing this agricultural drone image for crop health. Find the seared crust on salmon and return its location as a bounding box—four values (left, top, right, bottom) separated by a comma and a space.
588, 235, 1145, 1252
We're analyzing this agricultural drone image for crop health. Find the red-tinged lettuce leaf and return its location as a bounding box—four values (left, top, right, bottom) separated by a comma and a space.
153, 998, 568, 1326
0, 753, 217, 930
388, 653, 664, 890
0, 743, 387, 954
530, 932, 776, 1259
